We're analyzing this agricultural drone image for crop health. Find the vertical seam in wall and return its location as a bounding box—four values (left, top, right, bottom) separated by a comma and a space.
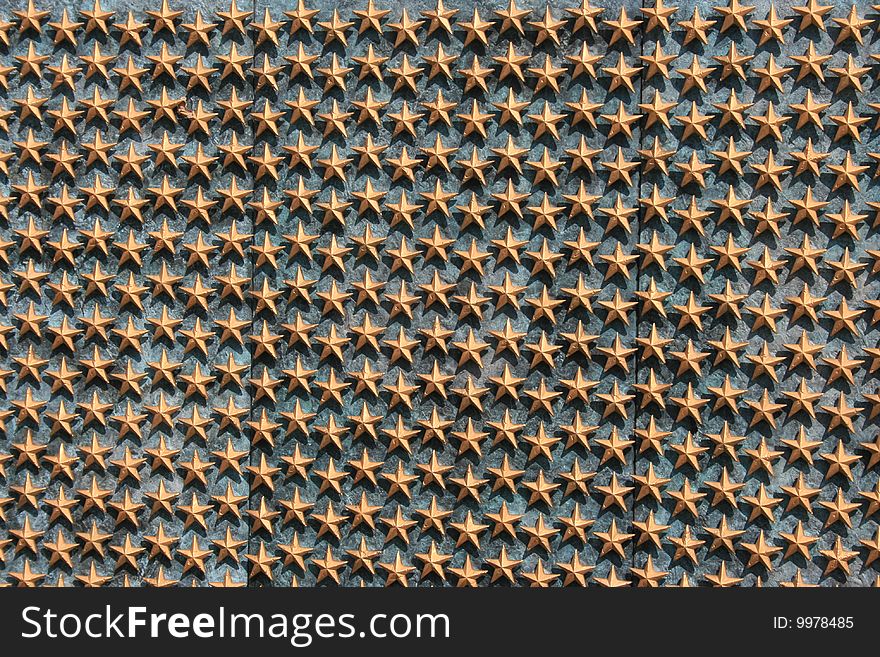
631, 0, 647, 579
245, 0, 258, 588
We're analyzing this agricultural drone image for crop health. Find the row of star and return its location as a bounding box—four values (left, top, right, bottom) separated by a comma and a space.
2, 431, 879, 499
1, 495, 878, 578
2, 0, 874, 51
1, 182, 877, 244
4, 40, 880, 97
5, 82, 880, 145
7, 551, 867, 588
0, 371, 876, 433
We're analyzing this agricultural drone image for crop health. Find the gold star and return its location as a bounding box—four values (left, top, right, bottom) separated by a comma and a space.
792, 0, 832, 31
832, 5, 872, 44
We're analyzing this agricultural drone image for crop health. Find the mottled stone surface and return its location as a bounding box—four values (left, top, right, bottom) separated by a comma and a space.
0, 0, 878, 588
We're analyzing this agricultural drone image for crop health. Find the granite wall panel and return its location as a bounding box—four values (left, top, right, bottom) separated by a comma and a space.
0, 0, 876, 587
